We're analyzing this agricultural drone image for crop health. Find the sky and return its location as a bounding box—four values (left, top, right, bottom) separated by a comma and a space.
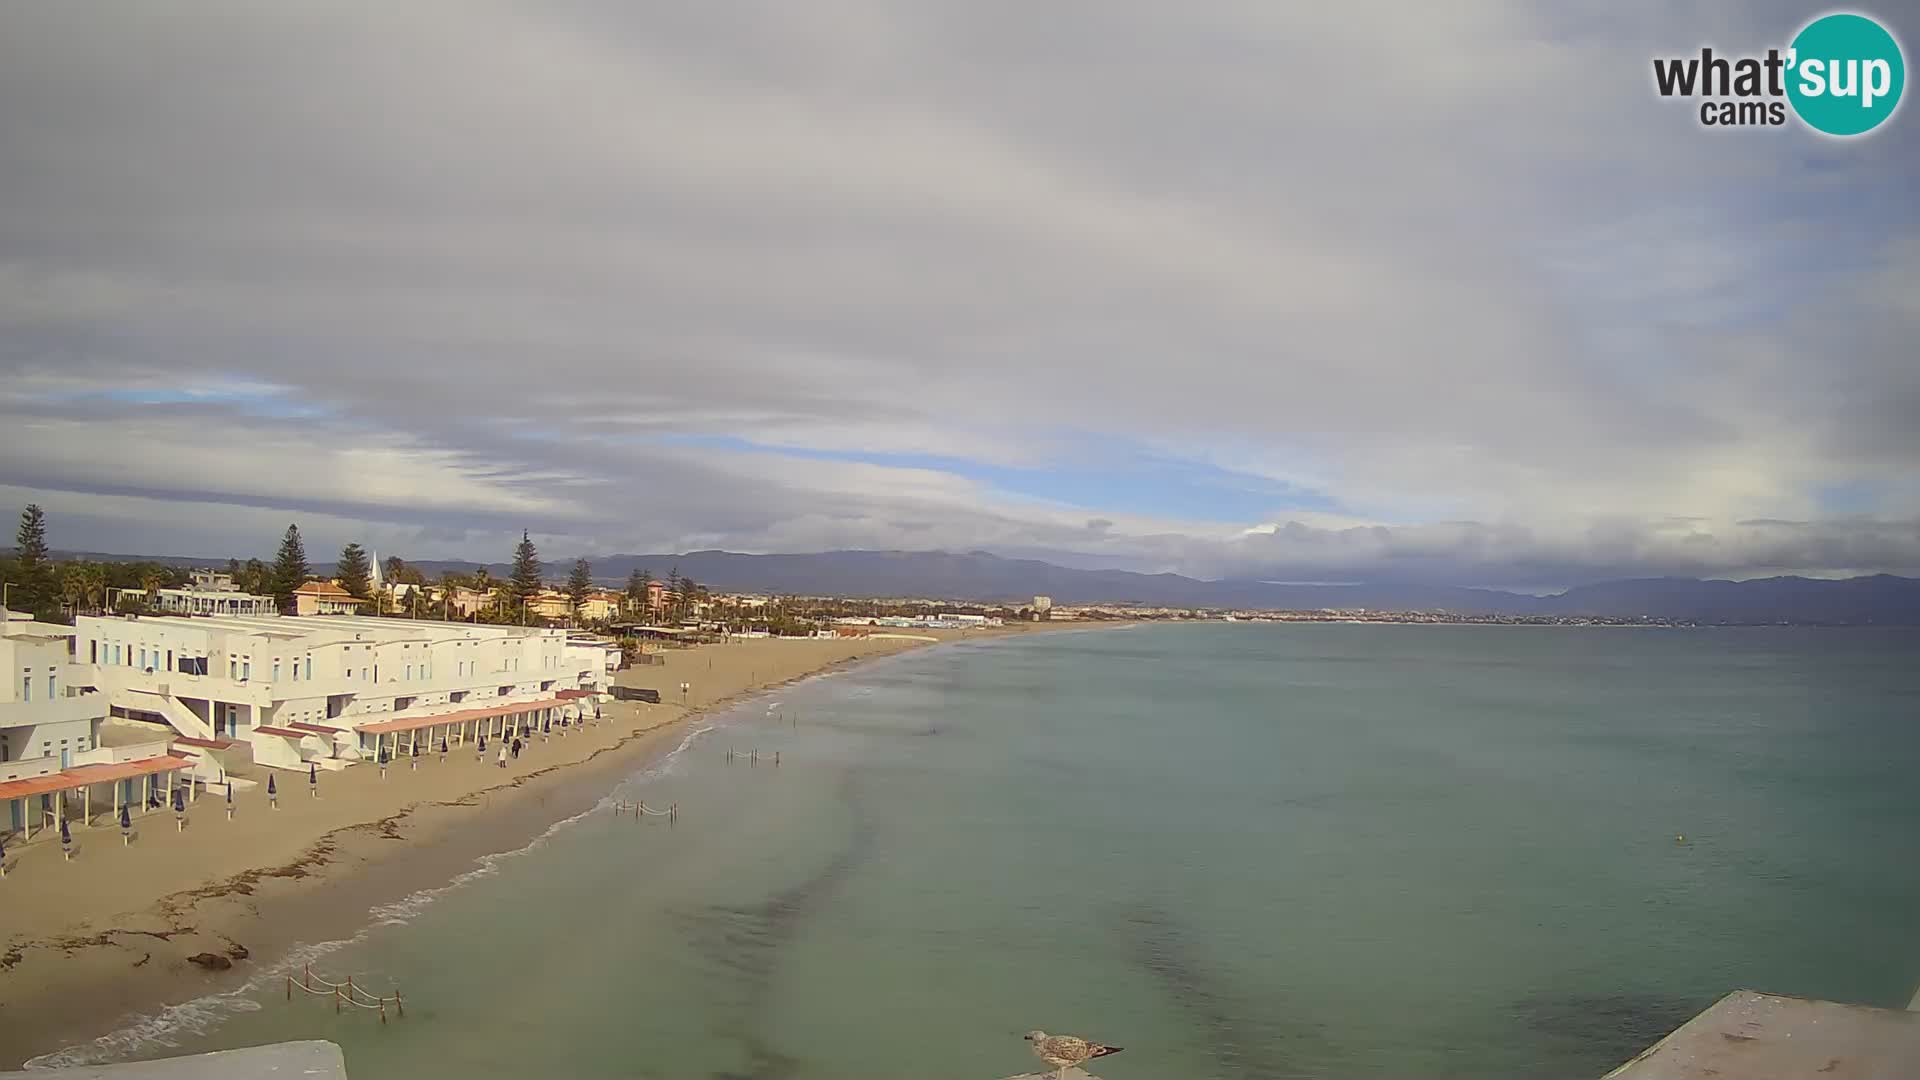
1, 1, 1917, 590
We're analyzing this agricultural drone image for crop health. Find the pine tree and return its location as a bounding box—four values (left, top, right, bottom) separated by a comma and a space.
272, 524, 309, 613
509, 530, 543, 624
12, 504, 54, 617
337, 542, 373, 601
677, 574, 701, 621
665, 567, 683, 621
567, 558, 594, 616
241, 558, 269, 595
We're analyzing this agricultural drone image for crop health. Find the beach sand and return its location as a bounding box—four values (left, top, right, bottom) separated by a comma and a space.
0, 627, 1035, 1065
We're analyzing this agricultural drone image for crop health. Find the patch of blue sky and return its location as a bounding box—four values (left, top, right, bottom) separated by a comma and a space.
41, 382, 327, 419
1814, 480, 1880, 515
651, 433, 1339, 523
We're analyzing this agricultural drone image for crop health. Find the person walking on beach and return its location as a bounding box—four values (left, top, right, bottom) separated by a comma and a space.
497, 744, 508, 768
511, 738, 522, 760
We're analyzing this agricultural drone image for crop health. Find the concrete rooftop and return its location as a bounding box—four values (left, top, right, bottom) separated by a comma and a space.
1604, 990, 1920, 1080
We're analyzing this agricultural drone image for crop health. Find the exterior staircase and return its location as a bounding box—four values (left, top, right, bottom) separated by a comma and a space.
124, 685, 218, 742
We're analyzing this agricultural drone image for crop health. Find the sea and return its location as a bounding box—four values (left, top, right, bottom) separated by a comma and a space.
30, 624, 1920, 1079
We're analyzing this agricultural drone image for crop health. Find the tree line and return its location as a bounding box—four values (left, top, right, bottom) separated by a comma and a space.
3, 504, 715, 629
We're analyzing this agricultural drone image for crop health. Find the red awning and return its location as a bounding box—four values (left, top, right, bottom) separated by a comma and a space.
354, 697, 566, 736
290, 722, 343, 734
251, 726, 311, 738
0, 754, 195, 802
555, 688, 595, 700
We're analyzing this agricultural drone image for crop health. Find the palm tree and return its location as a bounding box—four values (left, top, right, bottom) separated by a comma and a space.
60, 563, 89, 616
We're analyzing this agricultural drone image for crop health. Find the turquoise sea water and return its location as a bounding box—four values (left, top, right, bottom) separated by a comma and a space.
41, 625, 1920, 1078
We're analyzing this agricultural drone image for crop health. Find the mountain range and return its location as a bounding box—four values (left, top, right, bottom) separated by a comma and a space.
25, 547, 1920, 625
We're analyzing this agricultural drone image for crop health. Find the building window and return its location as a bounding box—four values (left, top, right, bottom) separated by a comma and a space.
48, 673, 57, 698
167, 649, 173, 670
90, 640, 98, 663
21, 675, 29, 702
274, 660, 282, 681
242, 660, 251, 681
305, 656, 312, 680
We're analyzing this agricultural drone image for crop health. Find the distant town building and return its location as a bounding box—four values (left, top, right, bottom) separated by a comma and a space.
1033, 596, 1053, 613
292, 581, 362, 617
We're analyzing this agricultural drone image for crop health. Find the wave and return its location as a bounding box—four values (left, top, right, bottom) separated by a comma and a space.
24, 722, 719, 1070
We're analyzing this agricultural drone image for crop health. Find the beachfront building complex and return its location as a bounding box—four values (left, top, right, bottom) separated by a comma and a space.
2, 609, 193, 841
74, 613, 617, 773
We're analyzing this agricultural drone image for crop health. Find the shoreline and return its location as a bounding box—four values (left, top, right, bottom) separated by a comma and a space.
0, 626, 1067, 1067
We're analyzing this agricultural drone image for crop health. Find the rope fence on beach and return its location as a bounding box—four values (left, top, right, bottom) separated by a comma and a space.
611, 799, 678, 823
286, 964, 406, 1023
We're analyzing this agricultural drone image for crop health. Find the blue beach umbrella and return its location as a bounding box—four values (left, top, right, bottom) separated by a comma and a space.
60, 816, 72, 847
173, 787, 185, 813
478, 735, 486, 753
438, 738, 448, 755
309, 762, 317, 787
226, 782, 233, 805
267, 774, 277, 797
120, 805, 131, 830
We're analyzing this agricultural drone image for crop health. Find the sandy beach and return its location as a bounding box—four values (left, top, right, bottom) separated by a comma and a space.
0, 627, 1039, 1066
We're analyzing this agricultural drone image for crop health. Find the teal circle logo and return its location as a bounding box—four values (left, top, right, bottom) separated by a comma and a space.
1787, 13, 1905, 136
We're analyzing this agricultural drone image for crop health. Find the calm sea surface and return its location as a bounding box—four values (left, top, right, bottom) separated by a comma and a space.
45, 625, 1920, 1078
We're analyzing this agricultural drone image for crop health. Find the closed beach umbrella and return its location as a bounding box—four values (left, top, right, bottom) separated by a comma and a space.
61, 816, 72, 848
172, 787, 185, 813
120, 805, 131, 830
267, 774, 277, 797
309, 762, 317, 787
438, 738, 448, 755
226, 782, 233, 805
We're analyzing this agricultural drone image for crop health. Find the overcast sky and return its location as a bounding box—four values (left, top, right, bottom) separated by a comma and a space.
2, 2, 1916, 590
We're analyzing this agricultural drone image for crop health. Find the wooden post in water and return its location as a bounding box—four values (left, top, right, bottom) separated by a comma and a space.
333, 987, 341, 1014
395, 990, 405, 1018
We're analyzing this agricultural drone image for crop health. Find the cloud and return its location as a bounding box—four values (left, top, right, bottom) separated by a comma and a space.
1, 0, 1916, 588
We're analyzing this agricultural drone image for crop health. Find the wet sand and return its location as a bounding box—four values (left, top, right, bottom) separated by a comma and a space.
0, 628, 1043, 1065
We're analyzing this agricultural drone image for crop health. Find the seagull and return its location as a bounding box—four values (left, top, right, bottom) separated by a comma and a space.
1023, 1030, 1123, 1078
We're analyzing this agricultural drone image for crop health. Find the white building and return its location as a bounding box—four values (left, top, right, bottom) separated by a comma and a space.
74, 613, 616, 773
3, 610, 189, 841
1033, 595, 1053, 613
146, 570, 278, 617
